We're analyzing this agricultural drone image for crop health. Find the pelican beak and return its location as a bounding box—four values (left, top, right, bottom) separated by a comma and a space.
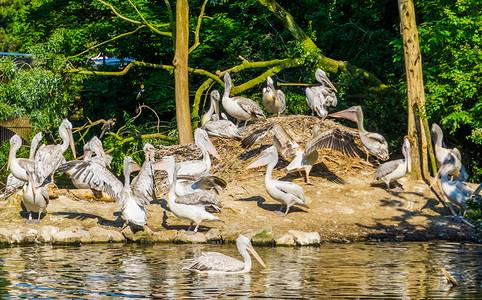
202, 135, 221, 161
131, 161, 141, 172
246, 151, 270, 169
7, 142, 16, 171
429, 164, 447, 189
27, 169, 37, 195
321, 73, 337, 92
67, 128, 77, 159
100, 147, 111, 168
328, 107, 357, 123
246, 243, 268, 269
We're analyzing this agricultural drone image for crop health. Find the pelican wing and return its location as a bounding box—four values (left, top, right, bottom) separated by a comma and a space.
374, 159, 402, 181
175, 190, 222, 207
131, 160, 156, 205
241, 124, 274, 149
184, 252, 244, 272
275, 180, 305, 204
204, 119, 242, 139
233, 97, 265, 119
272, 124, 300, 158
304, 128, 361, 158
34, 144, 65, 184
58, 160, 123, 202
455, 182, 474, 198
177, 174, 227, 194
276, 90, 286, 108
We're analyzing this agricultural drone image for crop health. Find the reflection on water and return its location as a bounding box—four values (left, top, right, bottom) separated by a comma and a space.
0, 242, 481, 298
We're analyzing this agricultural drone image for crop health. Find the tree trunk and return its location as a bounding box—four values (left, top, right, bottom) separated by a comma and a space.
398, 0, 434, 179
173, 0, 193, 144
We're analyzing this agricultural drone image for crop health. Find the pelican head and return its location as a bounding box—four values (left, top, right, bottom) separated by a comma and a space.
143, 143, 156, 161
246, 145, 278, 169
194, 128, 221, 160
23, 163, 37, 195
429, 152, 456, 188
237, 235, 268, 269
403, 138, 411, 172
88, 136, 110, 168
328, 105, 361, 123
267, 76, 275, 90
315, 68, 337, 92
223, 72, 233, 93
7, 134, 23, 171
123, 156, 141, 176
211, 90, 221, 116
59, 119, 77, 159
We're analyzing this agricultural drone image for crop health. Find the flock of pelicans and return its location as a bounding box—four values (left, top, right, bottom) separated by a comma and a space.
3, 69, 478, 273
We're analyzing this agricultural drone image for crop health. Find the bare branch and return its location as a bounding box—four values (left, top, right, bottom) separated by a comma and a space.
189, 0, 209, 54
98, 0, 140, 23
127, 0, 172, 36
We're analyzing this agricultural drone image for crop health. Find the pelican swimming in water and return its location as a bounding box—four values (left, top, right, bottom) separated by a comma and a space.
202, 90, 243, 139
429, 153, 477, 221
222, 72, 266, 128
329, 105, 389, 162
177, 128, 221, 176
262, 76, 286, 117
3, 132, 43, 199
373, 138, 411, 195
34, 119, 77, 185
155, 155, 223, 234
246, 145, 307, 216
242, 122, 361, 184
305, 68, 338, 119
131, 143, 158, 204
431, 123, 468, 182
22, 163, 49, 223
183, 234, 268, 274
59, 156, 147, 230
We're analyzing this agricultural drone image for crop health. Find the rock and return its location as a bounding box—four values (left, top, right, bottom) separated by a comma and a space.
0, 227, 13, 244
205, 228, 222, 242
89, 226, 125, 243
251, 227, 275, 246
52, 227, 91, 244
177, 230, 207, 243
276, 233, 296, 246
38, 226, 60, 243
288, 230, 320, 246
153, 230, 178, 243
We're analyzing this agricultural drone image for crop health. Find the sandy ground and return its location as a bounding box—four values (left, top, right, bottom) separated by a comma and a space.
0, 116, 478, 244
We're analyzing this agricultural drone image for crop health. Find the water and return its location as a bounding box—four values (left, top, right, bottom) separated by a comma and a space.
0, 242, 480, 299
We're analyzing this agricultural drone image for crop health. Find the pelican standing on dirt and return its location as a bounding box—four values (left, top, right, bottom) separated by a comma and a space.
177, 128, 221, 176
58, 156, 147, 230
242, 123, 361, 184
202, 90, 242, 139
34, 119, 77, 185
155, 156, 223, 234
3, 132, 43, 198
183, 234, 268, 274
431, 123, 468, 181
131, 143, 158, 204
22, 163, 49, 223
329, 105, 389, 162
430, 153, 477, 221
246, 145, 307, 216
262, 76, 286, 117
373, 138, 411, 195
305, 68, 338, 119
222, 72, 266, 128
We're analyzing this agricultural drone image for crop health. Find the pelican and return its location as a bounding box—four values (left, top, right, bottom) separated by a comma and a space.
22, 163, 49, 223
7, 134, 36, 184
131, 143, 158, 204
429, 153, 476, 221
329, 105, 389, 162
305, 68, 338, 119
431, 123, 468, 181
262, 76, 286, 117
222, 72, 266, 128
34, 119, 77, 185
66, 136, 110, 197
58, 156, 146, 230
183, 234, 267, 274
242, 123, 361, 184
175, 173, 227, 197
202, 90, 243, 139
3, 132, 43, 197
177, 128, 221, 176
373, 138, 411, 194
155, 156, 223, 234
246, 145, 307, 216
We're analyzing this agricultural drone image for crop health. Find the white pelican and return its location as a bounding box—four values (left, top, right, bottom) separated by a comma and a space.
262, 76, 286, 117
222, 72, 266, 128
242, 123, 361, 184
202, 90, 243, 139
305, 68, 337, 119
246, 145, 307, 216
3, 132, 43, 198
431, 123, 468, 181
155, 156, 223, 234
175, 173, 227, 197
7, 134, 36, 183
34, 119, 76, 185
131, 143, 157, 204
177, 128, 220, 176
373, 138, 411, 194
183, 234, 268, 274
22, 163, 49, 223
329, 105, 389, 162
430, 153, 477, 221
59, 156, 146, 230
